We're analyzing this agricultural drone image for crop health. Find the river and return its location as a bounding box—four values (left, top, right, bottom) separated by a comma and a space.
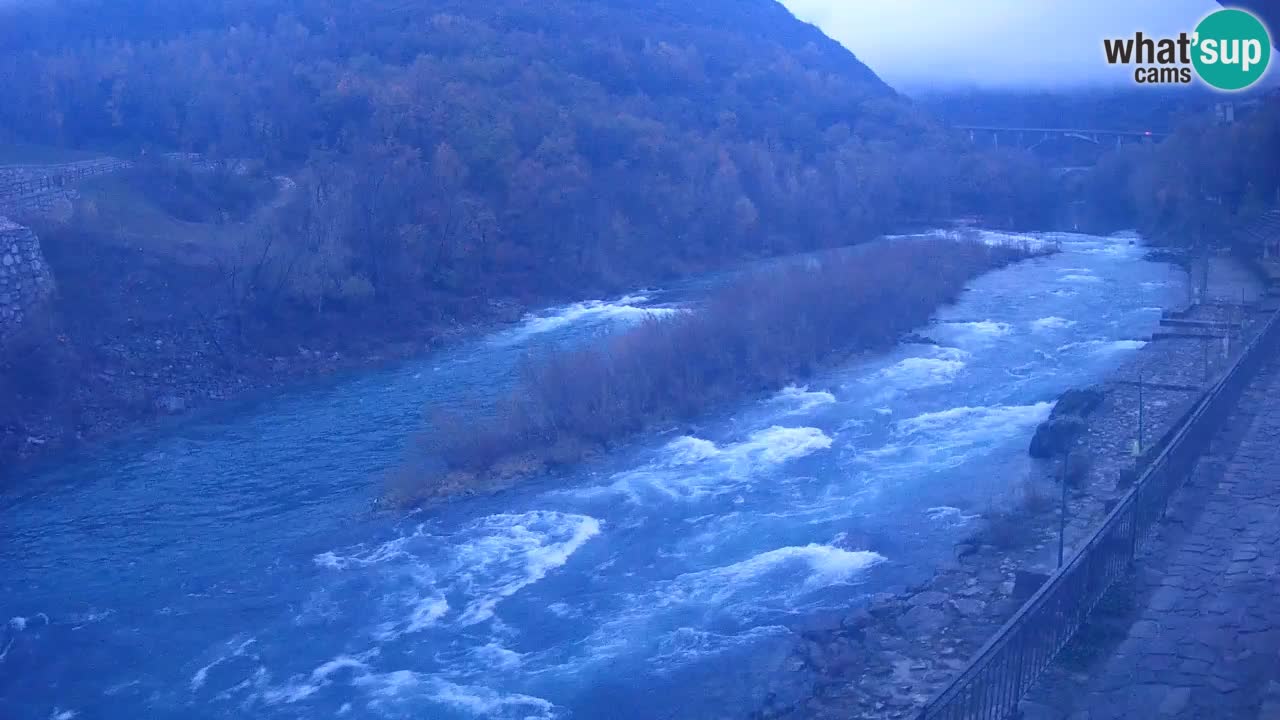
0, 231, 1186, 720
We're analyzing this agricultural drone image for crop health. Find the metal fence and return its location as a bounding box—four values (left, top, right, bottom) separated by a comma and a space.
917, 307, 1280, 720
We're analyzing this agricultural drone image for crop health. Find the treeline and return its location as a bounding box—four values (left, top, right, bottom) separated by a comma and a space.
1079, 95, 1280, 245
396, 238, 1042, 503
0, 0, 1056, 313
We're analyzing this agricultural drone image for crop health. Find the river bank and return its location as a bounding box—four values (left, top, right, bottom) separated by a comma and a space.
0, 291, 532, 477
754, 253, 1268, 719
0, 225, 939, 479
0, 211, 1047, 480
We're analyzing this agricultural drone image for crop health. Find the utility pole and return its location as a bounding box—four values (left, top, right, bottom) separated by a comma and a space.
1203, 336, 1211, 382
1200, 243, 1211, 302
1137, 370, 1144, 455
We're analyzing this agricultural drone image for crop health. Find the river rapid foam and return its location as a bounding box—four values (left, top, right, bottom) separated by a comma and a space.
0, 231, 1186, 720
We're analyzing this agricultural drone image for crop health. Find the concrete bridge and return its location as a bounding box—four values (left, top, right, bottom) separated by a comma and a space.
955, 125, 1168, 150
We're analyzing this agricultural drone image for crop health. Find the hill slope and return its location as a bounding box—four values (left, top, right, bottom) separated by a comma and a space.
0, 0, 1048, 297
0, 0, 1055, 469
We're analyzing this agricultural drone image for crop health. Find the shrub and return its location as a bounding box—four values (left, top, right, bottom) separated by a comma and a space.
406, 237, 1043, 497
1062, 449, 1094, 487
974, 474, 1056, 550
981, 508, 1030, 550
1019, 477, 1058, 514
337, 274, 376, 306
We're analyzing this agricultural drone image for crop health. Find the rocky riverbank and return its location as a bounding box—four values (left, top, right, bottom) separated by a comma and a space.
0, 295, 530, 479
752, 256, 1270, 719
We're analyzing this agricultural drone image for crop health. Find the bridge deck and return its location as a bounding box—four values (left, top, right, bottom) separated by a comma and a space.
1021, 354, 1280, 719
953, 126, 1168, 138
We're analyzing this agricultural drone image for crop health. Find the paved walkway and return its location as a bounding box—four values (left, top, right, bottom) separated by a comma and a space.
1023, 354, 1280, 719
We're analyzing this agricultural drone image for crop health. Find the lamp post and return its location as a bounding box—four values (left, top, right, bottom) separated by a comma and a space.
1137, 370, 1144, 455
1203, 336, 1210, 382
1058, 449, 1069, 569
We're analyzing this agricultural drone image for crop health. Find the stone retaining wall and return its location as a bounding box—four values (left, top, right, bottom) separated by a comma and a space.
0, 152, 243, 341
0, 153, 255, 220
0, 216, 54, 340
0, 158, 133, 219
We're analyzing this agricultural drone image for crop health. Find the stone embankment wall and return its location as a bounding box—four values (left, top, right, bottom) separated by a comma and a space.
0, 216, 54, 340
0, 160, 131, 341
0, 159, 132, 340
0, 158, 133, 219
0, 152, 252, 219
0, 151, 243, 342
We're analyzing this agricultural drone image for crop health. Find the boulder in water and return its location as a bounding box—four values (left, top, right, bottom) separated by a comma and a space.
900, 332, 939, 346
1028, 387, 1106, 458
1052, 388, 1105, 417
1028, 415, 1086, 458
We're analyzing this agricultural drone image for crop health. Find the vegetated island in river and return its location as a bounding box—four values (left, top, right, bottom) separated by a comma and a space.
389, 236, 1049, 506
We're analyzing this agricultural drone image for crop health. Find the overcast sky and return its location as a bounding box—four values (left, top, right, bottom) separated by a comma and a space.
780, 0, 1226, 89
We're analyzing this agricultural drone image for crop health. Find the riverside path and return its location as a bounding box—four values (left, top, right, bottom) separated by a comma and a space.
1020, 349, 1280, 719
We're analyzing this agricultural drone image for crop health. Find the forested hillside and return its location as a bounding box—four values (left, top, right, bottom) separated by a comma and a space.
0, 0, 1051, 305
1080, 96, 1280, 245
0, 0, 1058, 469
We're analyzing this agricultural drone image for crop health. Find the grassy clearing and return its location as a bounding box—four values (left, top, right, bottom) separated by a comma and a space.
71, 176, 230, 266
393, 236, 1047, 504
69, 163, 277, 267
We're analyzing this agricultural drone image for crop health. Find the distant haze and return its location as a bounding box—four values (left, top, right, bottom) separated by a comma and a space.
781, 0, 1226, 89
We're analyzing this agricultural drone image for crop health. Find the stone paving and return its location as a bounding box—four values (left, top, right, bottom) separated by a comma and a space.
1022, 354, 1280, 720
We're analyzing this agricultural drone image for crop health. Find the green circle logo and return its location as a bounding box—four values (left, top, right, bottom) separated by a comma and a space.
1193, 9, 1271, 91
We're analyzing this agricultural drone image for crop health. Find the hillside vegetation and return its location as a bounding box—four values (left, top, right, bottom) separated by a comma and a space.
0, 0, 1053, 308
1079, 96, 1280, 245
0, 0, 1058, 470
